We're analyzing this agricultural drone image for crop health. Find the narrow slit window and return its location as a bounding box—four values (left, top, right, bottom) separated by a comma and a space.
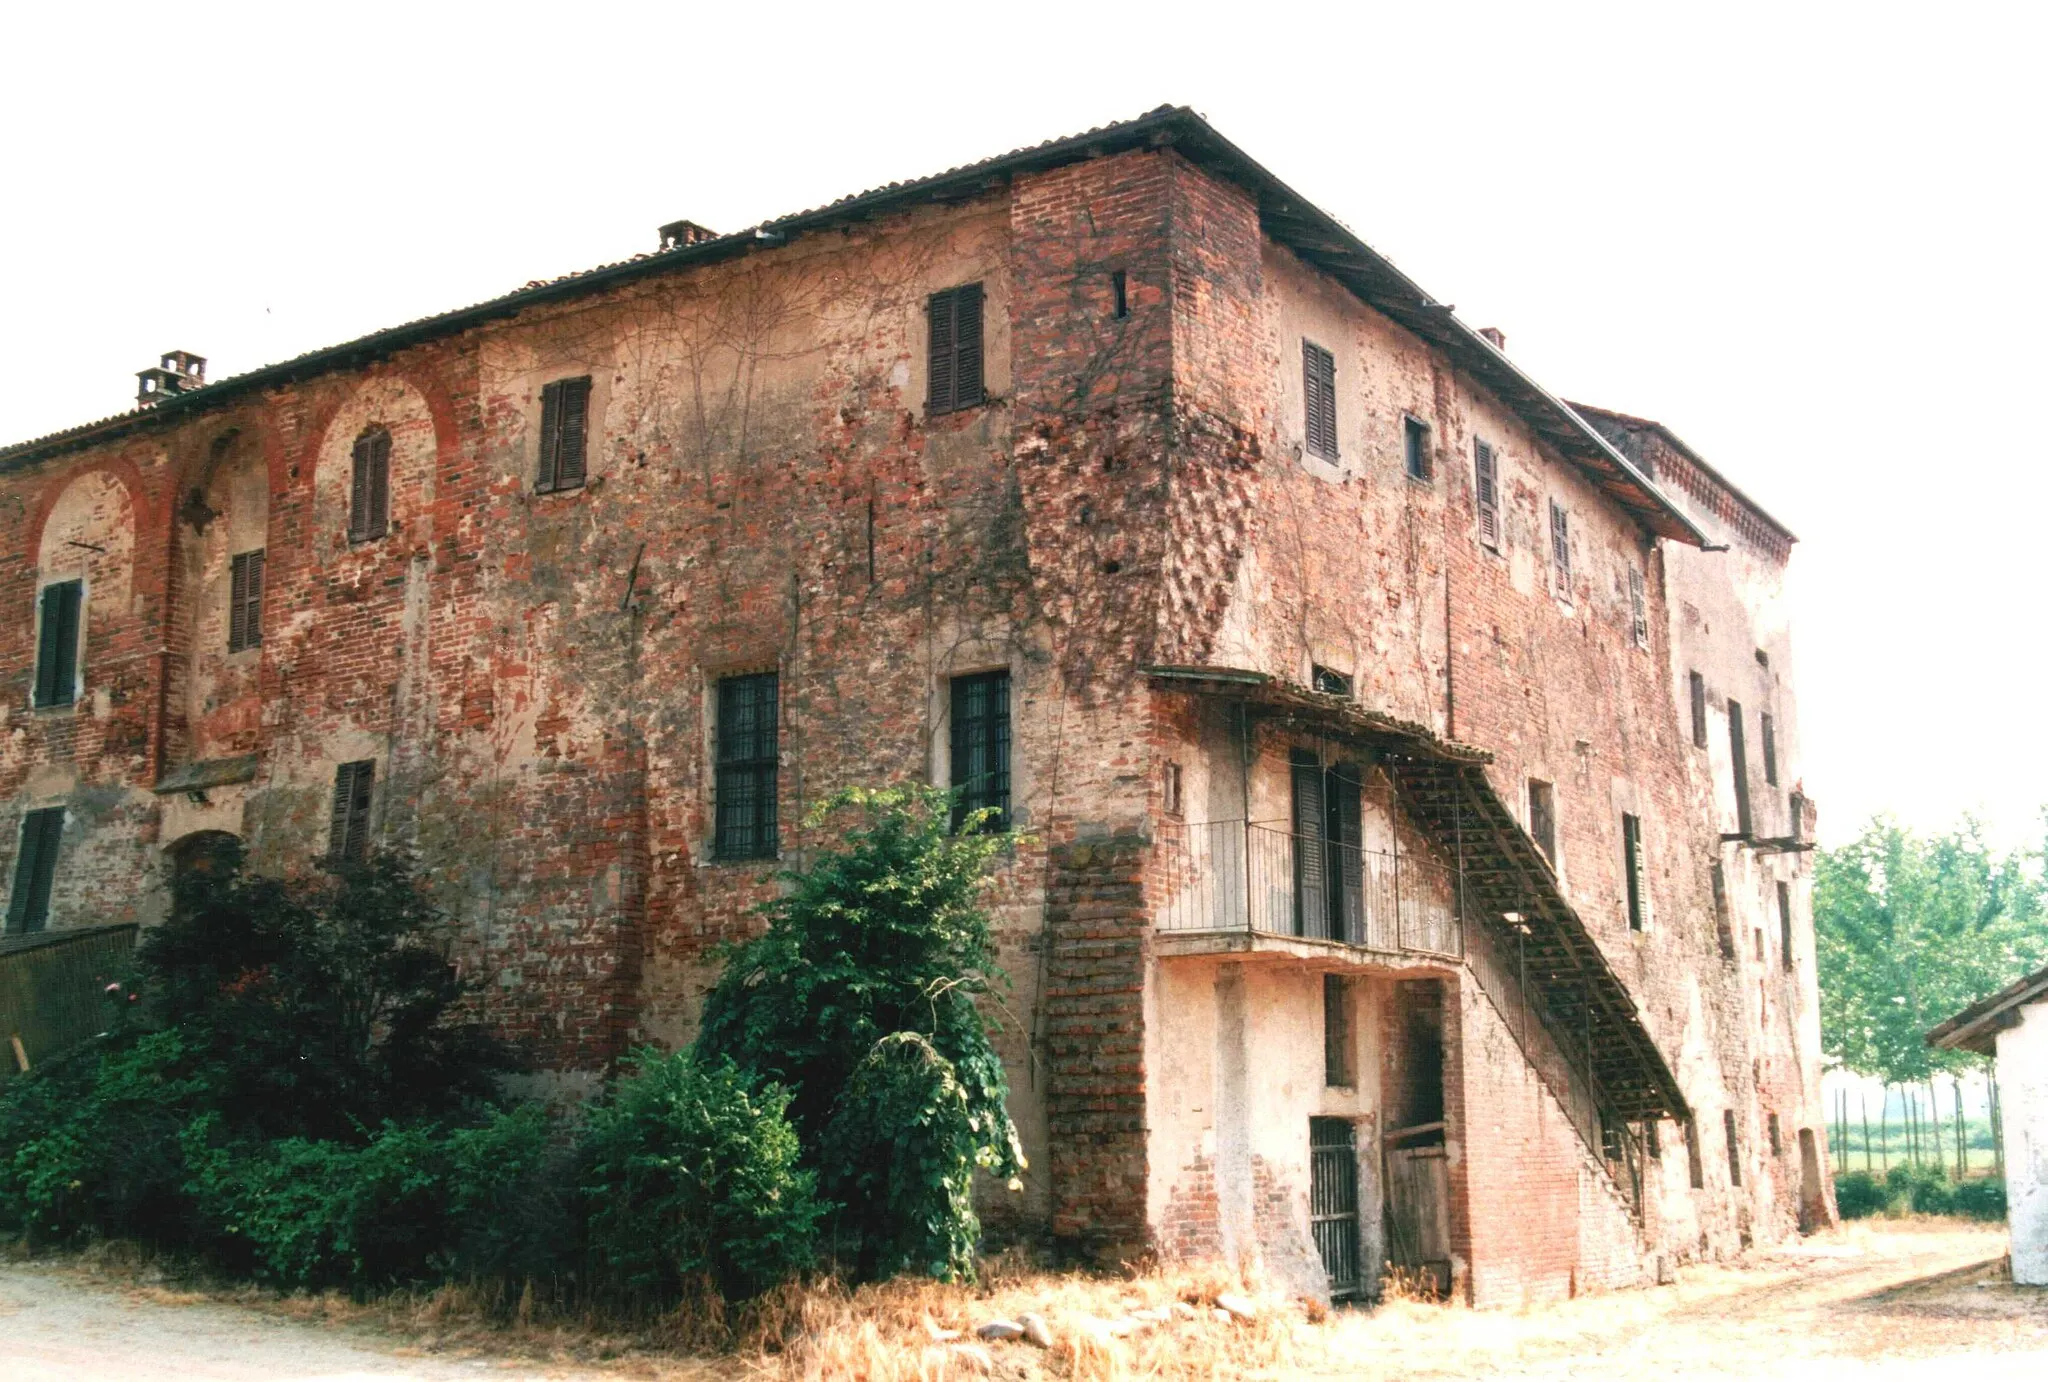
926, 283, 985, 416
1622, 812, 1646, 931
1528, 780, 1556, 868
1728, 700, 1754, 836
1712, 860, 1735, 959
1302, 340, 1338, 460
1768, 1112, 1783, 1157
1323, 974, 1351, 1087
228, 550, 265, 652
1163, 762, 1183, 819
32, 579, 83, 709
1628, 566, 1649, 649
6, 807, 65, 934
1689, 671, 1708, 749
327, 760, 375, 867
1110, 269, 1128, 319
715, 673, 780, 860
537, 375, 592, 493
1761, 712, 1779, 786
1724, 1109, 1742, 1185
950, 670, 1012, 832
1685, 1115, 1705, 1189
1778, 880, 1794, 972
1403, 415, 1431, 481
1474, 440, 1499, 550
348, 427, 391, 541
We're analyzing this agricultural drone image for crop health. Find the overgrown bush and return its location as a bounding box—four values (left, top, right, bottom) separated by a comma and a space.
581, 1049, 821, 1304
695, 785, 1025, 1281
1952, 1176, 2008, 1221
1834, 1170, 1888, 1219
1834, 1164, 2005, 1220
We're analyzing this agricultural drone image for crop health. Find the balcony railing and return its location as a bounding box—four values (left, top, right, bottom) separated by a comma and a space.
1156, 820, 1462, 959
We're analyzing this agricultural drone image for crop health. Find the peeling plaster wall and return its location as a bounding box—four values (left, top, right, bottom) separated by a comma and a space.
1997, 1000, 2048, 1284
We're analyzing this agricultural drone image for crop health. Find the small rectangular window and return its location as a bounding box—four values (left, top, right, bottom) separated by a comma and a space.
1474, 440, 1499, 549
1302, 341, 1338, 460
1310, 664, 1353, 698
1685, 1115, 1705, 1189
1163, 762, 1183, 819
1549, 500, 1572, 594
715, 673, 780, 860
1528, 780, 1556, 868
6, 807, 65, 934
1761, 712, 1779, 786
1403, 415, 1431, 481
1728, 700, 1754, 837
927, 283, 986, 416
950, 670, 1012, 832
1628, 566, 1649, 649
228, 550, 265, 652
1778, 880, 1794, 972
1689, 672, 1708, 749
1724, 1109, 1742, 1185
348, 427, 391, 541
1323, 974, 1351, 1087
32, 580, 82, 709
537, 375, 592, 493
1768, 1112, 1783, 1156
327, 760, 375, 866
1622, 812, 1646, 931
1110, 269, 1128, 320
1645, 1120, 1662, 1160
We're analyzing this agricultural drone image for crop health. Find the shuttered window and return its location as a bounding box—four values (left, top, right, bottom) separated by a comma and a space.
6, 807, 64, 934
1622, 812, 1646, 931
1689, 672, 1708, 748
1474, 440, 1499, 549
950, 670, 1011, 832
1302, 341, 1338, 460
926, 283, 985, 416
1629, 566, 1649, 648
1761, 712, 1779, 786
327, 760, 375, 866
1549, 500, 1571, 593
1728, 700, 1754, 837
228, 550, 265, 652
32, 580, 82, 709
1529, 780, 1556, 868
1403, 415, 1431, 481
537, 376, 592, 493
1323, 975, 1351, 1087
715, 673, 779, 860
349, 427, 391, 541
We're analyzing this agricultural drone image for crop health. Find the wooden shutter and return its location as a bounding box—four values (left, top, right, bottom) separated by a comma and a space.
367, 431, 390, 536
328, 760, 374, 865
229, 550, 264, 652
955, 284, 984, 410
1291, 752, 1328, 939
538, 377, 592, 492
1550, 501, 1571, 587
34, 581, 81, 708
1629, 567, 1648, 648
1303, 342, 1337, 459
1474, 441, 1499, 549
1623, 813, 1645, 930
7, 807, 63, 933
1327, 765, 1363, 944
927, 289, 955, 413
537, 382, 561, 492
350, 430, 390, 540
1728, 701, 1753, 836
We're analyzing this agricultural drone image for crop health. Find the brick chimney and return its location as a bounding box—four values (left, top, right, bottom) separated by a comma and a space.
658, 219, 718, 251
137, 350, 206, 408
1478, 327, 1507, 351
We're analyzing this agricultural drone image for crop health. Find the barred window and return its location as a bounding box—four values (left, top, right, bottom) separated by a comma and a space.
715, 673, 779, 860
950, 670, 1011, 832
349, 427, 391, 541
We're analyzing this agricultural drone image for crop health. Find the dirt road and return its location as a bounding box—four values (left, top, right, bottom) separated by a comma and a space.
0, 1222, 2041, 1380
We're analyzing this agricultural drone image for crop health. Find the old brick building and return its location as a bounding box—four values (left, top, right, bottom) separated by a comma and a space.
0, 107, 1827, 1303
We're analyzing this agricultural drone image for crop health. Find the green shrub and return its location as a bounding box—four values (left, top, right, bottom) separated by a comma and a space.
1952, 1177, 2008, 1221
696, 785, 1024, 1281
1834, 1170, 1888, 1219
581, 1049, 820, 1303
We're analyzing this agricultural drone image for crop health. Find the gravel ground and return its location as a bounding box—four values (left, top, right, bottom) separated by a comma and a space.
0, 1222, 2041, 1380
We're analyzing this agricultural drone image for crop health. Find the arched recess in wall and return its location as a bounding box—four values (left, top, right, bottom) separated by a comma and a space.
35, 469, 139, 648
166, 828, 244, 892
308, 375, 440, 562
173, 428, 272, 759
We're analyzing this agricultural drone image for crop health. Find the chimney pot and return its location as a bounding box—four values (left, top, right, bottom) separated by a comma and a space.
1478, 326, 1507, 351
658, 219, 718, 251
136, 350, 206, 409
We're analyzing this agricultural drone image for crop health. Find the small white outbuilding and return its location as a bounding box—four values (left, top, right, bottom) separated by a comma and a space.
1927, 963, 2048, 1286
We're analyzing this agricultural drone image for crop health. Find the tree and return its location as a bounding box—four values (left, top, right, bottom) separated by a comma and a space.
1815, 814, 2048, 1085
695, 785, 1025, 1280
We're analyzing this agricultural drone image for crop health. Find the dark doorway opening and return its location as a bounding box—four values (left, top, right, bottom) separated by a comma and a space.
1383, 979, 1451, 1297
1309, 1117, 1363, 1300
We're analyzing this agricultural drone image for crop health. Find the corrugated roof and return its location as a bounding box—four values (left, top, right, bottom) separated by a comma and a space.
0, 105, 1707, 544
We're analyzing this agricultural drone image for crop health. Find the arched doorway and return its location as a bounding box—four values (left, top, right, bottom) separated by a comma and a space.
166, 830, 243, 911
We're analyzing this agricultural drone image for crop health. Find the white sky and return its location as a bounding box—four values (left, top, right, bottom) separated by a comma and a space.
4, 2, 2041, 850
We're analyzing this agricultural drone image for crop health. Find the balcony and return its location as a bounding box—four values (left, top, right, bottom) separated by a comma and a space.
1155, 820, 1463, 964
